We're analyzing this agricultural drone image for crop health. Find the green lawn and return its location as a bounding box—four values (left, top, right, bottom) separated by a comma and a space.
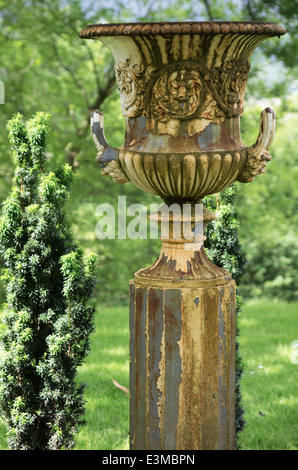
75, 306, 130, 450
237, 300, 298, 450
0, 299, 297, 450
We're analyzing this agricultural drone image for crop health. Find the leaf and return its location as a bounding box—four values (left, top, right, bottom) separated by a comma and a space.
112, 378, 129, 395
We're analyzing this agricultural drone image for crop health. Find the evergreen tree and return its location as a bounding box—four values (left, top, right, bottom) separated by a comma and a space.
0, 112, 98, 450
204, 184, 247, 446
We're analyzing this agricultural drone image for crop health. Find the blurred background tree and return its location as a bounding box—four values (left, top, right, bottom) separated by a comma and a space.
0, 0, 297, 305
0, 0, 297, 450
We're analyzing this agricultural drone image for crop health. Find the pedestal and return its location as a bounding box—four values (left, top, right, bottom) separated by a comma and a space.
129, 208, 236, 450
79, 19, 286, 451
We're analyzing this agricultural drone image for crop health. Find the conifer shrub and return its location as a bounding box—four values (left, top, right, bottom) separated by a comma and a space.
0, 112, 98, 450
204, 185, 247, 445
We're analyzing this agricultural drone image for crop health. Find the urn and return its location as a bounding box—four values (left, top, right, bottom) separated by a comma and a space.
79, 21, 286, 450
80, 21, 285, 203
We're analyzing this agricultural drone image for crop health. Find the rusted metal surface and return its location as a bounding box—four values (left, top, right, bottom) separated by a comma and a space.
147, 288, 163, 449
86, 22, 284, 196
129, 206, 237, 450
79, 21, 286, 38
129, 280, 236, 450
118, 150, 246, 203
80, 21, 286, 451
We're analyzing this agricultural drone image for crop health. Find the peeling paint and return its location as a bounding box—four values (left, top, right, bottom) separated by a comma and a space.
82, 20, 284, 452
147, 288, 164, 449
128, 204, 236, 449
164, 289, 182, 449
130, 278, 236, 450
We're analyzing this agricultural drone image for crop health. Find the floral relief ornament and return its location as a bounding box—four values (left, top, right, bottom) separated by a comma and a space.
115, 59, 156, 117
115, 57, 252, 122
145, 60, 250, 122
148, 65, 206, 121
209, 59, 251, 117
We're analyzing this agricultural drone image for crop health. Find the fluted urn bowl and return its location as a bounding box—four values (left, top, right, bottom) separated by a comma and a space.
79, 21, 286, 203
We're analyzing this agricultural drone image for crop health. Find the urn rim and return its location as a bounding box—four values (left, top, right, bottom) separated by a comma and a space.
79, 21, 286, 39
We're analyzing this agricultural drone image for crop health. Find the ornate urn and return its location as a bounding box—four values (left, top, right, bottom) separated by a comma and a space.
80, 21, 285, 201
79, 21, 286, 451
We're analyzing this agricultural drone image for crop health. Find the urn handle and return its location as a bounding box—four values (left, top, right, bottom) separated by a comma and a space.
237, 107, 275, 183
90, 110, 129, 184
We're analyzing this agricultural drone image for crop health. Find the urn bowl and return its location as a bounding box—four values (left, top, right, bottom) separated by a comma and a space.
80, 21, 286, 202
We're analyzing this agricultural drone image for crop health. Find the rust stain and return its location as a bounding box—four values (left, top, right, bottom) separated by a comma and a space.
130, 276, 236, 450
147, 287, 164, 449
79, 21, 286, 39
86, 23, 281, 195
81, 22, 282, 451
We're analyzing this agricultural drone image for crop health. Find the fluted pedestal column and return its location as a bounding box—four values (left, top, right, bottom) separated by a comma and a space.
129, 206, 236, 450
79, 19, 285, 452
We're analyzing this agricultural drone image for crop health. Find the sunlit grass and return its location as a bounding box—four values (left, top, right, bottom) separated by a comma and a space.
237, 300, 298, 450
0, 300, 297, 450
76, 299, 298, 450
75, 306, 130, 450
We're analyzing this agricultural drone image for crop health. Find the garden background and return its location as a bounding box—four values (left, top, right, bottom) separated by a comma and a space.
0, 0, 297, 450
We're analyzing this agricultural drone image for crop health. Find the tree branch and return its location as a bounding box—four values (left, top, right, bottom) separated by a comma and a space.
203, 0, 214, 21
51, 35, 91, 109
243, 0, 258, 20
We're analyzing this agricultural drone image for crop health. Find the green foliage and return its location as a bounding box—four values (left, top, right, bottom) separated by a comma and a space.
238, 101, 298, 302
241, 0, 298, 67
204, 186, 247, 285
241, 232, 298, 302
204, 185, 247, 442
0, 0, 295, 452
0, 112, 98, 450
1, 300, 296, 450
0, 0, 297, 307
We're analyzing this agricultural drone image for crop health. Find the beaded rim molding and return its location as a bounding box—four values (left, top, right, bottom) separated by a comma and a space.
79, 21, 286, 38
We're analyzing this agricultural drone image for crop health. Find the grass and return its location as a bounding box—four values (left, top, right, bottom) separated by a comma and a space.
75, 306, 130, 450
237, 299, 298, 450
0, 299, 297, 450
